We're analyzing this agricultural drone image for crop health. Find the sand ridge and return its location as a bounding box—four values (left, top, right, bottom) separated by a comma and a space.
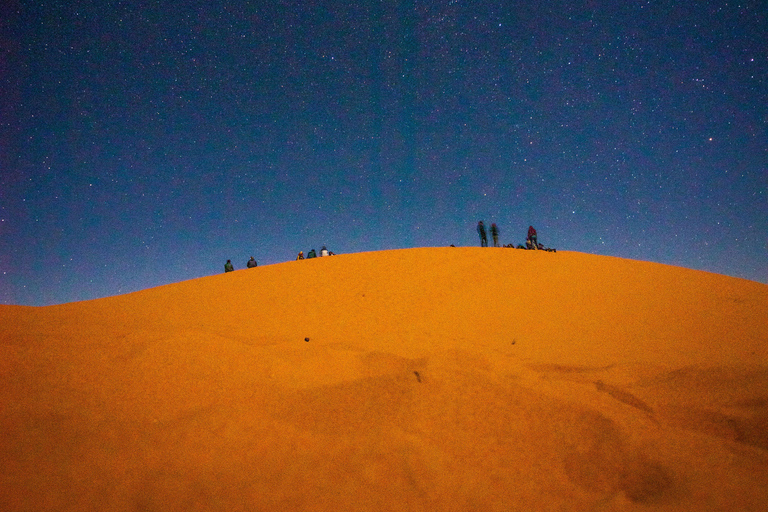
1, 248, 767, 510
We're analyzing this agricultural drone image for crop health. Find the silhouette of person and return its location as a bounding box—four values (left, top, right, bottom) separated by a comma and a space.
224, 259, 234, 272
296, 251, 304, 260
246, 256, 257, 268
307, 249, 317, 258
320, 245, 329, 257
490, 223, 500, 247
477, 221, 488, 247
528, 226, 537, 248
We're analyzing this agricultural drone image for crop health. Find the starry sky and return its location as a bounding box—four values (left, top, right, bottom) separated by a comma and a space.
1, 0, 766, 306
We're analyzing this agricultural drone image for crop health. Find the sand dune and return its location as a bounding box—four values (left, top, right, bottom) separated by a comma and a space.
1, 247, 767, 511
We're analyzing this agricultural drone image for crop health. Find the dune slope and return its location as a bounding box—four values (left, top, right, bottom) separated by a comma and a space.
1, 248, 767, 511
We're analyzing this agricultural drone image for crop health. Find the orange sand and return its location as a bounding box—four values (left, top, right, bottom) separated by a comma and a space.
1, 247, 766, 511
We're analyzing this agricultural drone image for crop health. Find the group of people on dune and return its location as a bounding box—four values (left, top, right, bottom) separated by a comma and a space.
224, 256, 259, 272
476, 221, 556, 252
224, 246, 336, 272
225, 224, 555, 272
295, 245, 335, 260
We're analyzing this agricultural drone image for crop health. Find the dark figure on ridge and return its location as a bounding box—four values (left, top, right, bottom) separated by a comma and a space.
224, 259, 234, 272
491, 223, 500, 247
477, 221, 488, 247
247, 256, 258, 268
528, 226, 538, 249
307, 248, 317, 258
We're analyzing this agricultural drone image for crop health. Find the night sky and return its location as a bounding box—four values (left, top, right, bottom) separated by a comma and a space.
2, 0, 766, 306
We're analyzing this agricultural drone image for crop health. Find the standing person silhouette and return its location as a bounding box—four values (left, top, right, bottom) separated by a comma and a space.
477, 221, 488, 247
528, 226, 538, 249
224, 260, 234, 272
246, 256, 257, 268
490, 223, 500, 247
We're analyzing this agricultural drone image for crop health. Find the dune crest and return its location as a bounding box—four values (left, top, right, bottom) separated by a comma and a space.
2, 248, 767, 511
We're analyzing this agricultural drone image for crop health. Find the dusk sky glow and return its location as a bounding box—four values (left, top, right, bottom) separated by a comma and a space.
1, 0, 766, 306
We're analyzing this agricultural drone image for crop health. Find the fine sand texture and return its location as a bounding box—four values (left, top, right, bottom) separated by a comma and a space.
1, 247, 767, 511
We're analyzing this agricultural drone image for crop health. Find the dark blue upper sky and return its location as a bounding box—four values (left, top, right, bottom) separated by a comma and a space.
1, 0, 766, 305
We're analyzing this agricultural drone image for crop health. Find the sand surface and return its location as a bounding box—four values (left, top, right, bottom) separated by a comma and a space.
1, 247, 767, 511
